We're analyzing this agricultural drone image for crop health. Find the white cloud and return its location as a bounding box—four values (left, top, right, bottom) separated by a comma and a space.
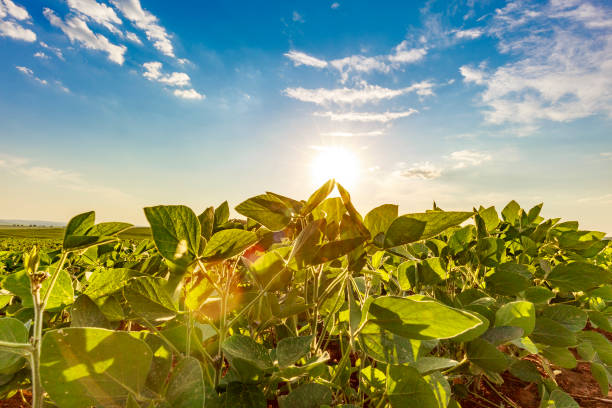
125, 31, 142, 44
40, 41, 64, 60
601, 152, 612, 159
459, 65, 486, 85
142, 61, 190, 87
388, 41, 427, 64
330, 55, 390, 81
474, 0, 612, 125
320, 130, 384, 137
284, 50, 328, 68
173, 88, 205, 100
283, 81, 433, 105
449, 149, 492, 169
15, 65, 47, 85
400, 162, 442, 179
44, 8, 126, 65
66, 0, 122, 34
110, 0, 175, 57
454, 28, 484, 39
0, 0, 30, 20
331, 2, 340, 9
34, 51, 49, 59
292, 11, 304, 23
315, 110, 418, 122
0, 19, 35, 41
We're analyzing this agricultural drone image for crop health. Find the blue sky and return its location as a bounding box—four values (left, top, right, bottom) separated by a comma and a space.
0, 0, 611, 232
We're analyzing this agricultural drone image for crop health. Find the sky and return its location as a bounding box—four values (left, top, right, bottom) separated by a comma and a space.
0, 0, 611, 233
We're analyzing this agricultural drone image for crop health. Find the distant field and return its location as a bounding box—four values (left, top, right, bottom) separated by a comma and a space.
0, 226, 151, 241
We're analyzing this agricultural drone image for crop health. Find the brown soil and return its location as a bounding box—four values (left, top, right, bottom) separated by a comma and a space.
0, 391, 30, 408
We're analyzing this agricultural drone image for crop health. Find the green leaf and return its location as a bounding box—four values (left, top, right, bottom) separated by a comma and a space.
523, 287, 554, 304
547, 390, 579, 408
588, 310, 612, 332
214, 382, 267, 408
222, 335, 273, 371
485, 262, 532, 296
198, 207, 215, 240
386, 365, 438, 408
529, 317, 577, 347
481, 326, 524, 346
279, 383, 332, 408
63, 212, 132, 250
124, 277, 177, 322
501, 200, 520, 224
144, 205, 201, 266
509, 359, 541, 383
248, 250, 292, 291
3, 269, 73, 309
479, 206, 500, 232
302, 179, 335, 216
476, 237, 506, 267
419, 257, 448, 283
165, 357, 204, 408
359, 322, 437, 364
0, 318, 28, 374
235, 194, 293, 231
541, 304, 587, 332
202, 229, 258, 261
364, 204, 398, 238
310, 237, 365, 265
40, 328, 152, 408
384, 212, 473, 248
214, 201, 230, 228
64, 211, 95, 249
590, 362, 610, 396
546, 262, 611, 292
424, 371, 451, 408
467, 338, 509, 373
366, 296, 483, 340
413, 357, 458, 374
495, 301, 536, 335
71, 295, 112, 329
577, 331, 612, 365
84, 268, 137, 299
276, 335, 313, 368
541, 347, 577, 369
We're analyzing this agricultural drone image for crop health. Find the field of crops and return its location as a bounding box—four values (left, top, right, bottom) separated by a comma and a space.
0, 180, 611, 408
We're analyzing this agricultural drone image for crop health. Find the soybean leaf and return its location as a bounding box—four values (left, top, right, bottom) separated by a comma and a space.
202, 229, 258, 261
480, 326, 524, 346
247, 250, 292, 291
366, 296, 483, 340
165, 357, 204, 408
70, 295, 112, 329
279, 383, 332, 408
509, 359, 541, 383
546, 262, 610, 292
144, 205, 201, 266
40, 328, 152, 408
501, 201, 520, 224
124, 277, 177, 322
495, 301, 536, 335
541, 347, 577, 369
212, 382, 267, 408
3, 269, 73, 310
386, 365, 438, 408
84, 268, 137, 299
302, 179, 335, 216
413, 357, 458, 374
359, 321, 437, 364
235, 194, 292, 231
364, 204, 398, 238
541, 304, 587, 332
485, 263, 532, 296
577, 331, 612, 365
222, 335, 273, 371
276, 335, 313, 368
590, 362, 610, 396
198, 207, 215, 240
529, 317, 577, 347
214, 201, 230, 228
0, 318, 28, 374
384, 212, 473, 249
547, 390, 579, 408
467, 338, 509, 373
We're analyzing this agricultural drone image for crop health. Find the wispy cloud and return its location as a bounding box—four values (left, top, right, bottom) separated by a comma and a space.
0, 0, 35, 42
315, 110, 418, 123
16, 66, 47, 85
400, 162, 443, 179
66, 0, 122, 34
331, 2, 340, 10
40, 41, 64, 60
33, 51, 49, 59
448, 149, 492, 169
110, 0, 175, 58
398, 149, 493, 180
142, 61, 190, 86
320, 130, 384, 137
292, 11, 304, 23
467, 0, 612, 125
453, 28, 483, 39
284, 50, 328, 68
44, 8, 126, 65
284, 81, 433, 106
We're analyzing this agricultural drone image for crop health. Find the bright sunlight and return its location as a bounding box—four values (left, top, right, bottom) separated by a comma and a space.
311, 146, 360, 189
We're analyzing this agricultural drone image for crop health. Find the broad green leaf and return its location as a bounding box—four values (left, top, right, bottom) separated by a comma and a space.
311, 197, 345, 224
336, 183, 371, 238
546, 262, 610, 292
202, 229, 258, 261
302, 179, 335, 216
63, 211, 95, 249
541, 347, 577, 369
547, 390, 579, 408
214, 382, 267, 408
84, 268, 137, 299
541, 304, 587, 332
577, 331, 612, 365
3, 268, 73, 309
451, 311, 490, 343
144, 205, 200, 265
165, 357, 204, 408
366, 296, 483, 340
214, 201, 230, 228
509, 359, 541, 383
0, 318, 28, 374
276, 335, 313, 368
501, 200, 520, 224
222, 335, 273, 371
467, 338, 509, 373
424, 371, 451, 408
386, 365, 438, 408
479, 206, 500, 232
235, 194, 292, 231
40, 328, 152, 408
198, 207, 215, 240
310, 237, 365, 265
129, 332, 173, 393
588, 310, 612, 332
359, 321, 437, 364
63, 212, 132, 250
420, 257, 447, 283
529, 317, 577, 347
124, 277, 177, 322
590, 362, 610, 396
71, 295, 111, 329
87, 222, 133, 237
485, 262, 532, 296
413, 357, 458, 374
480, 326, 524, 346
495, 301, 535, 335
248, 250, 292, 291
523, 286, 555, 304
476, 237, 506, 267
384, 212, 473, 248
364, 204, 398, 238
279, 383, 332, 408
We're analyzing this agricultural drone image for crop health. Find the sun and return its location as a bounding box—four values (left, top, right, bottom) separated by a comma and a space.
311, 146, 360, 189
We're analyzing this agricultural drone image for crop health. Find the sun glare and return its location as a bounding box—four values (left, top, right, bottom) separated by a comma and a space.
311, 146, 360, 189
